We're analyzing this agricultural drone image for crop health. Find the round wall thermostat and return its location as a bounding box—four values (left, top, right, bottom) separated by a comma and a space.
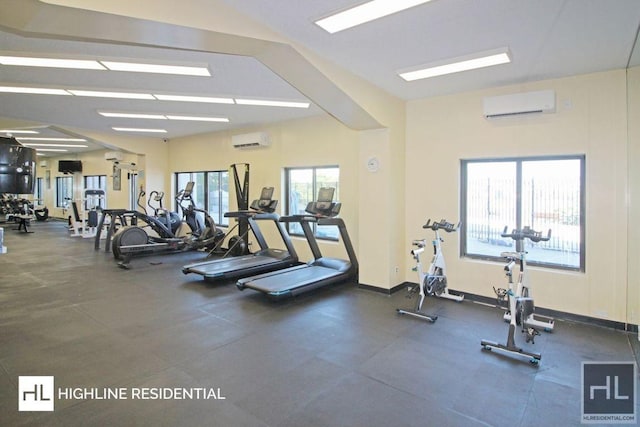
366, 157, 379, 172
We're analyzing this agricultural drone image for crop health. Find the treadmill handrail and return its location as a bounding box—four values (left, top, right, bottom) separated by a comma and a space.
279, 214, 322, 223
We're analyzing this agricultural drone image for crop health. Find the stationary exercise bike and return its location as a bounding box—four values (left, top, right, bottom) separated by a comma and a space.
396, 219, 463, 322
416, 219, 464, 302
495, 226, 555, 332
480, 226, 551, 364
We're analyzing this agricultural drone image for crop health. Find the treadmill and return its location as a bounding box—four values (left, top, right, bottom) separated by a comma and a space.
236, 187, 358, 299
182, 187, 299, 282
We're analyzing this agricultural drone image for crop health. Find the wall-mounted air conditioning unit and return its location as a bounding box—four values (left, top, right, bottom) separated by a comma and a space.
39, 160, 48, 168
114, 161, 137, 170
231, 132, 270, 149
483, 90, 556, 119
105, 151, 124, 161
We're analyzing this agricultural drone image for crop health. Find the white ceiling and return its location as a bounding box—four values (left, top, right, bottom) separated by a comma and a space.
0, 0, 639, 154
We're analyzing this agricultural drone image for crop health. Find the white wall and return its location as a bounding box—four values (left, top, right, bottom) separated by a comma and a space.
406, 69, 630, 323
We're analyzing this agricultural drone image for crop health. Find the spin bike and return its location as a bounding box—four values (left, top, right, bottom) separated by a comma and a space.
480, 226, 551, 364
496, 226, 554, 332
396, 219, 463, 322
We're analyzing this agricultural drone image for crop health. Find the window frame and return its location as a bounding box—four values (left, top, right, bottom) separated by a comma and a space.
55, 176, 74, 208
284, 165, 340, 241
83, 175, 107, 210
174, 170, 229, 227
460, 154, 586, 272
34, 177, 43, 204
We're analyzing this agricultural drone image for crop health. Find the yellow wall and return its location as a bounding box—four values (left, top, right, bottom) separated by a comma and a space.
406, 69, 630, 323
167, 115, 360, 263
34, 132, 169, 218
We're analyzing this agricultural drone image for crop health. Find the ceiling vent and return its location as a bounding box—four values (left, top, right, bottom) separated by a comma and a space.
231, 132, 270, 149
483, 90, 556, 118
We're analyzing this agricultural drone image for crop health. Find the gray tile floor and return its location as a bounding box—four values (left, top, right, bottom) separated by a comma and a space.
1, 220, 638, 427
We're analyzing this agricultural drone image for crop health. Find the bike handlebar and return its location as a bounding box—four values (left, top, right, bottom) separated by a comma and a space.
423, 218, 459, 233
501, 226, 551, 242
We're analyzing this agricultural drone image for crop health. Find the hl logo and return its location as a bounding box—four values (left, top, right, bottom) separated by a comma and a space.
582, 362, 636, 424
18, 376, 54, 412
589, 375, 629, 401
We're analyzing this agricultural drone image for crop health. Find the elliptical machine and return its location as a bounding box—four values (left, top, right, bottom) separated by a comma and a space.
147, 189, 181, 235
111, 182, 223, 267
480, 226, 551, 364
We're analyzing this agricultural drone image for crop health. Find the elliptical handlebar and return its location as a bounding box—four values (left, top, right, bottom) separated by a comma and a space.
423, 218, 459, 233
501, 226, 551, 242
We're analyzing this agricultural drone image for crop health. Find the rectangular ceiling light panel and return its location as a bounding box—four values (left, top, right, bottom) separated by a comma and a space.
0, 55, 106, 70
398, 47, 511, 81
112, 127, 167, 133
98, 111, 166, 119
165, 115, 229, 122
235, 99, 310, 108
20, 143, 89, 147
0, 86, 71, 95
69, 90, 155, 100
315, 0, 433, 33
100, 61, 211, 76
154, 94, 234, 104
0, 129, 39, 134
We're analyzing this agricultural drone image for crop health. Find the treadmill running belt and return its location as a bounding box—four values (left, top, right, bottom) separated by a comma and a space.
241, 265, 343, 294
185, 254, 280, 276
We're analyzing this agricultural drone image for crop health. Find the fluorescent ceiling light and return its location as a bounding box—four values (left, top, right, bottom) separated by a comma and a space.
20, 143, 88, 148
315, 0, 432, 34
154, 94, 234, 104
235, 99, 310, 108
0, 129, 39, 134
35, 148, 68, 152
69, 90, 155, 100
0, 86, 70, 95
398, 47, 511, 81
98, 111, 166, 120
112, 127, 167, 133
17, 137, 87, 142
100, 61, 210, 76
0, 55, 105, 70
165, 115, 229, 122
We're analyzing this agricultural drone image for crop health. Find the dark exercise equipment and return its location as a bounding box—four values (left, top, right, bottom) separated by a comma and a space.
110, 182, 223, 268
182, 187, 300, 282
236, 187, 358, 300
0, 136, 35, 195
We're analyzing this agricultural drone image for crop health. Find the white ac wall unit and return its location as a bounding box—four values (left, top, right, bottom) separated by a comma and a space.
39, 160, 48, 168
105, 151, 124, 161
231, 132, 270, 149
114, 161, 137, 170
483, 90, 556, 118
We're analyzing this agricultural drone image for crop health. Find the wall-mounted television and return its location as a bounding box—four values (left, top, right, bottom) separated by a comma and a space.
58, 160, 83, 174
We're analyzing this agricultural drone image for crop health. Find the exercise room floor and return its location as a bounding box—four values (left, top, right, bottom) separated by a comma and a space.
1, 220, 638, 427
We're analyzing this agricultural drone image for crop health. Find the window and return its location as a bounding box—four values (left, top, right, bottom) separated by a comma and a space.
175, 170, 229, 226
285, 166, 340, 240
55, 176, 73, 208
84, 175, 107, 209
34, 177, 43, 204
461, 156, 585, 271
